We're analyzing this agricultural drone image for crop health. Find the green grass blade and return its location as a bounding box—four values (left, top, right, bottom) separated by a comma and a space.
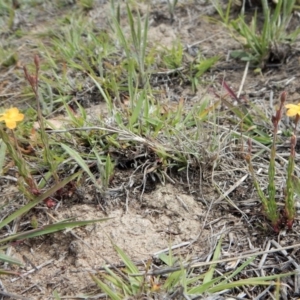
0, 140, 7, 174
91, 274, 122, 300
129, 90, 146, 128
159, 251, 175, 267
217, 256, 255, 285
0, 218, 112, 244
292, 175, 300, 197
88, 74, 113, 112
142, 11, 149, 66
208, 272, 294, 293
163, 269, 184, 290
203, 236, 222, 284
110, 5, 130, 59
53, 290, 61, 300
0, 252, 22, 265
127, 4, 138, 53
188, 276, 221, 294
0, 171, 82, 231
0, 269, 21, 276
113, 244, 140, 276
102, 268, 132, 295
103, 267, 127, 287
105, 154, 114, 189
61, 144, 103, 192
194, 56, 219, 77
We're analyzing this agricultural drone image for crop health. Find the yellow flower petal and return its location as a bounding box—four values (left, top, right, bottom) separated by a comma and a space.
5, 120, 17, 129
0, 107, 24, 129
285, 103, 300, 117
286, 110, 297, 117
285, 104, 298, 108
13, 113, 24, 122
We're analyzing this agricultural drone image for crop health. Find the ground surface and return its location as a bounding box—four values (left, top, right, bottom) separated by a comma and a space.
1, 0, 300, 299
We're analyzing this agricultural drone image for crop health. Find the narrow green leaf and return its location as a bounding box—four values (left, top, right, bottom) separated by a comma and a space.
0, 140, 7, 174
103, 267, 126, 287
203, 236, 222, 284
0, 218, 112, 244
217, 257, 255, 285
61, 144, 103, 192
130, 90, 146, 127
105, 154, 114, 188
292, 175, 300, 197
163, 269, 184, 290
102, 269, 132, 295
188, 277, 228, 294
142, 11, 149, 65
91, 274, 122, 300
158, 252, 174, 267
0, 171, 82, 231
88, 74, 113, 112
53, 290, 61, 300
208, 272, 294, 293
0, 252, 22, 266
0, 269, 21, 276
194, 56, 219, 77
113, 244, 140, 276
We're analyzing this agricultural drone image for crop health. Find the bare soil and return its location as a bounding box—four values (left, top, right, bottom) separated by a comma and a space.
2, 1, 300, 299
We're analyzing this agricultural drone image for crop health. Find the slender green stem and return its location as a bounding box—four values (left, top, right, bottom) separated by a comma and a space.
285, 114, 299, 228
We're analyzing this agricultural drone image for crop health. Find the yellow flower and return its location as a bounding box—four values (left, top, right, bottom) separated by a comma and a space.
285, 103, 300, 117
0, 107, 24, 129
